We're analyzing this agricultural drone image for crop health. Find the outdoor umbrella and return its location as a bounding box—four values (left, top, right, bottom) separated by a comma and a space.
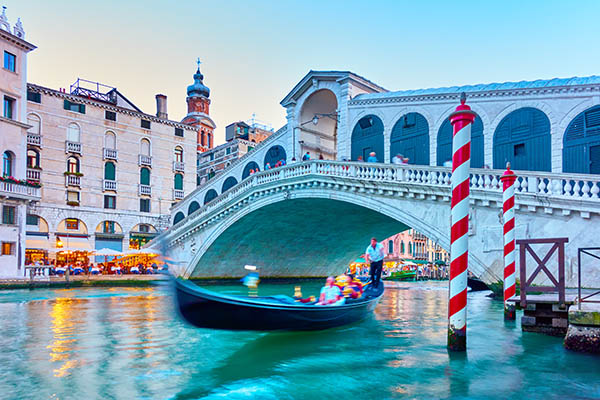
93, 248, 123, 267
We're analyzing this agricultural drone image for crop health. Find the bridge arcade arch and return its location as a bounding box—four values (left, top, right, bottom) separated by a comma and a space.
242, 161, 260, 179
437, 114, 484, 167
264, 145, 287, 168
351, 115, 384, 162
298, 89, 338, 160
204, 189, 218, 205
390, 112, 430, 165
563, 105, 600, 174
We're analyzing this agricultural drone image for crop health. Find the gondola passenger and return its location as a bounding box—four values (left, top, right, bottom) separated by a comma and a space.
316, 277, 345, 306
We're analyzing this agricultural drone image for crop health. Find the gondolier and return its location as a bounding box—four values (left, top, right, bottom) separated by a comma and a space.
365, 237, 385, 288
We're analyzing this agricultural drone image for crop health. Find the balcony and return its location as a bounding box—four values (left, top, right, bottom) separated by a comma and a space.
173, 189, 184, 200
27, 133, 42, 147
173, 161, 185, 172
139, 184, 151, 196
65, 174, 81, 187
0, 180, 41, 200
66, 141, 82, 154
26, 168, 41, 182
138, 154, 152, 167
103, 148, 118, 161
103, 179, 117, 191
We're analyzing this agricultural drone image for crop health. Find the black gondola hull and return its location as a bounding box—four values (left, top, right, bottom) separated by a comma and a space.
174, 279, 383, 331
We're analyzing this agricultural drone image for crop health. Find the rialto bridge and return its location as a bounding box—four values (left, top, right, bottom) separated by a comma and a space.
157, 71, 600, 287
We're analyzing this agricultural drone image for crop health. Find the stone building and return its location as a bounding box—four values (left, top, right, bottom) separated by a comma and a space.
24, 73, 199, 264
196, 120, 274, 188
383, 230, 449, 264
0, 9, 39, 277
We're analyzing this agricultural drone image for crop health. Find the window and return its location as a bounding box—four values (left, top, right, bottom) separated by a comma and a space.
67, 191, 80, 204
105, 131, 116, 149
4, 96, 14, 119
104, 195, 116, 209
3, 151, 13, 176
102, 220, 115, 233
65, 218, 79, 230
140, 198, 150, 213
141, 119, 151, 129
2, 206, 15, 224
63, 99, 85, 114
104, 162, 116, 180
174, 173, 183, 190
4, 51, 15, 72
174, 146, 184, 162
27, 90, 41, 103
388, 240, 394, 254
27, 149, 39, 168
247, 146, 254, 152
226, 147, 231, 155
140, 167, 150, 185
67, 123, 81, 142
400, 241, 405, 254
1, 242, 14, 256
105, 110, 116, 121
408, 242, 412, 254
67, 157, 79, 173
27, 114, 41, 135
201, 131, 206, 146
26, 214, 39, 226
175, 127, 184, 137
140, 138, 151, 156
139, 224, 150, 233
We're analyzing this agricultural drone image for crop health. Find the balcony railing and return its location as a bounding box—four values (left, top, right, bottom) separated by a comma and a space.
27, 133, 42, 147
103, 179, 117, 191
65, 141, 82, 154
139, 184, 151, 196
0, 181, 41, 200
173, 189, 184, 200
139, 154, 152, 167
173, 161, 185, 172
103, 148, 118, 161
65, 175, 81, 187
26, 168, 41, 182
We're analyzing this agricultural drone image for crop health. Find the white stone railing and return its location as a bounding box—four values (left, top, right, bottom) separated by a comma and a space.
26, 168, 41, 181
166, 160, 600, 241
103, 148, 118, 161
65, 141, 82, 154
0, 181, 41, 199
138, 154, 152, 167
27, 133, 42, 147
103, 179, 117, 191
139, 184, 151, 196
173, 161, 185, 172
65, 175, 81, 187
173, 189, 185, 200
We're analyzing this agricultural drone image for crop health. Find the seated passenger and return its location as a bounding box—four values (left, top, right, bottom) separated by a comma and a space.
90, 265, 101, 275
317, 277, 345, 305
130, 265, 140, 274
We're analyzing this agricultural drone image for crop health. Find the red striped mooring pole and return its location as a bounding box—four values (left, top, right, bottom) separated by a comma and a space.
448, 93, 475, 351
500, 163, 517, 320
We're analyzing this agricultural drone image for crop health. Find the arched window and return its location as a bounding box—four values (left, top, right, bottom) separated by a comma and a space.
2, 151, 13, 176
390, 113, 429, 165
104, 162, 116, 180
188, 201, 200, 214
493, 107, 551, 171
173, 212, 185, 225
174, 173, 183, 190
400, 241, 405, 254
242, 161, 260, 179
140, 138, 151, 156
563, 105, 600, 174
208, 133, 213, 148
388, 240, 394, 254
27, 149, 40, 168
140, 167, 150, 185
408, 242, 412, 254
351, 115, 384, 161
67, 123, 80, 142
204, 189, 218, 204
105, 131, 116, 149
437, 115, 484, 168
27, 114, 41, 135
174, 146, 184, 162
222, 176, 238, 192
67, 156, 79, 173
264, 145, 286, 168
200, 131, 206, 147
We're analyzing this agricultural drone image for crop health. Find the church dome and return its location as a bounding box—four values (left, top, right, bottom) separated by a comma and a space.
187, 67, 210, 98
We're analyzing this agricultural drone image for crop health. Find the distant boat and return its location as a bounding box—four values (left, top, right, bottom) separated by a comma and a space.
386, 269, 417, 281
467, 276, 490, 291
174, 278, 384, 331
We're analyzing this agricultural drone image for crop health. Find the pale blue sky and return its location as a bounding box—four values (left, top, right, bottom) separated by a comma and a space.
9, 0, 600, 144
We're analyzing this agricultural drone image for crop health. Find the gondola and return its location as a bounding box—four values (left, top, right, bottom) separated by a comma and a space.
174, 278, 384, 331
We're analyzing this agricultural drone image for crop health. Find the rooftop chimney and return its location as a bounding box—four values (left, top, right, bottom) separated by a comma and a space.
156, 94, 168, 119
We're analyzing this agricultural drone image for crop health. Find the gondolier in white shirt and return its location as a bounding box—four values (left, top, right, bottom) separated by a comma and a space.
365, 237, 385, 288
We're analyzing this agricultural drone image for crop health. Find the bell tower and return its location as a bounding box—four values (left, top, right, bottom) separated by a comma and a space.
181, 58, 216, 152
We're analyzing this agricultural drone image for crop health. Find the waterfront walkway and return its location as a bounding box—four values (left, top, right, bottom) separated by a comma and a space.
0, 274, 168, 289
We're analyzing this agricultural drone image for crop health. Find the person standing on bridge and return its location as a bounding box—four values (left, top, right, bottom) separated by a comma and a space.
367, 152, 378, 163
365, 237, 385, 288
302, 151, 311, 161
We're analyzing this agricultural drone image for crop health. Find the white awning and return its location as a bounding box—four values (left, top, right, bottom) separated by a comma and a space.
56, 235, 93, 251
26, 235, 50, 250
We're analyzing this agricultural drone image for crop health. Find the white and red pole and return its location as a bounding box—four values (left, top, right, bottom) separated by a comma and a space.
500, 163, 517, 320
448, 92, 475, 351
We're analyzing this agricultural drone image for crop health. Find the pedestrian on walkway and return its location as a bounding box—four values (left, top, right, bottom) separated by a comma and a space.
302, 151, 311, 161
365, 237, 385, 288
367, 152, 378, 163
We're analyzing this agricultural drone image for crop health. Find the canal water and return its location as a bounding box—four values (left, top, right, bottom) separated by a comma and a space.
0, 281, 598, 400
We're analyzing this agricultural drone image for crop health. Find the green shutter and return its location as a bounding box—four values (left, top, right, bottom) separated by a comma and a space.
140, 167, 150, 185
174, 173, 183, 190
79, 104, 86, 114
64, 99, 71, 110
104, 162, 116, 180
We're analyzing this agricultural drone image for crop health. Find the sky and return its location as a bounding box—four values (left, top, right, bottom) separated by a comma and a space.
9, 0, 600, 145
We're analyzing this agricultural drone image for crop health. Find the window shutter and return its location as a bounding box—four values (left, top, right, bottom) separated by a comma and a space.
79, 104, 86, 114
64, 99, 71, 110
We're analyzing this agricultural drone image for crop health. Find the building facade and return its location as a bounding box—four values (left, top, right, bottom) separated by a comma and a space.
196, 120, 274, 188
25, 75, 198, 264
0, 10, 39, 277
383, 229, 450, 264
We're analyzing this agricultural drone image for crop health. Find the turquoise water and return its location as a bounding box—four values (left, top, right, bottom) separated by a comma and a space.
0, 281, 598, 400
